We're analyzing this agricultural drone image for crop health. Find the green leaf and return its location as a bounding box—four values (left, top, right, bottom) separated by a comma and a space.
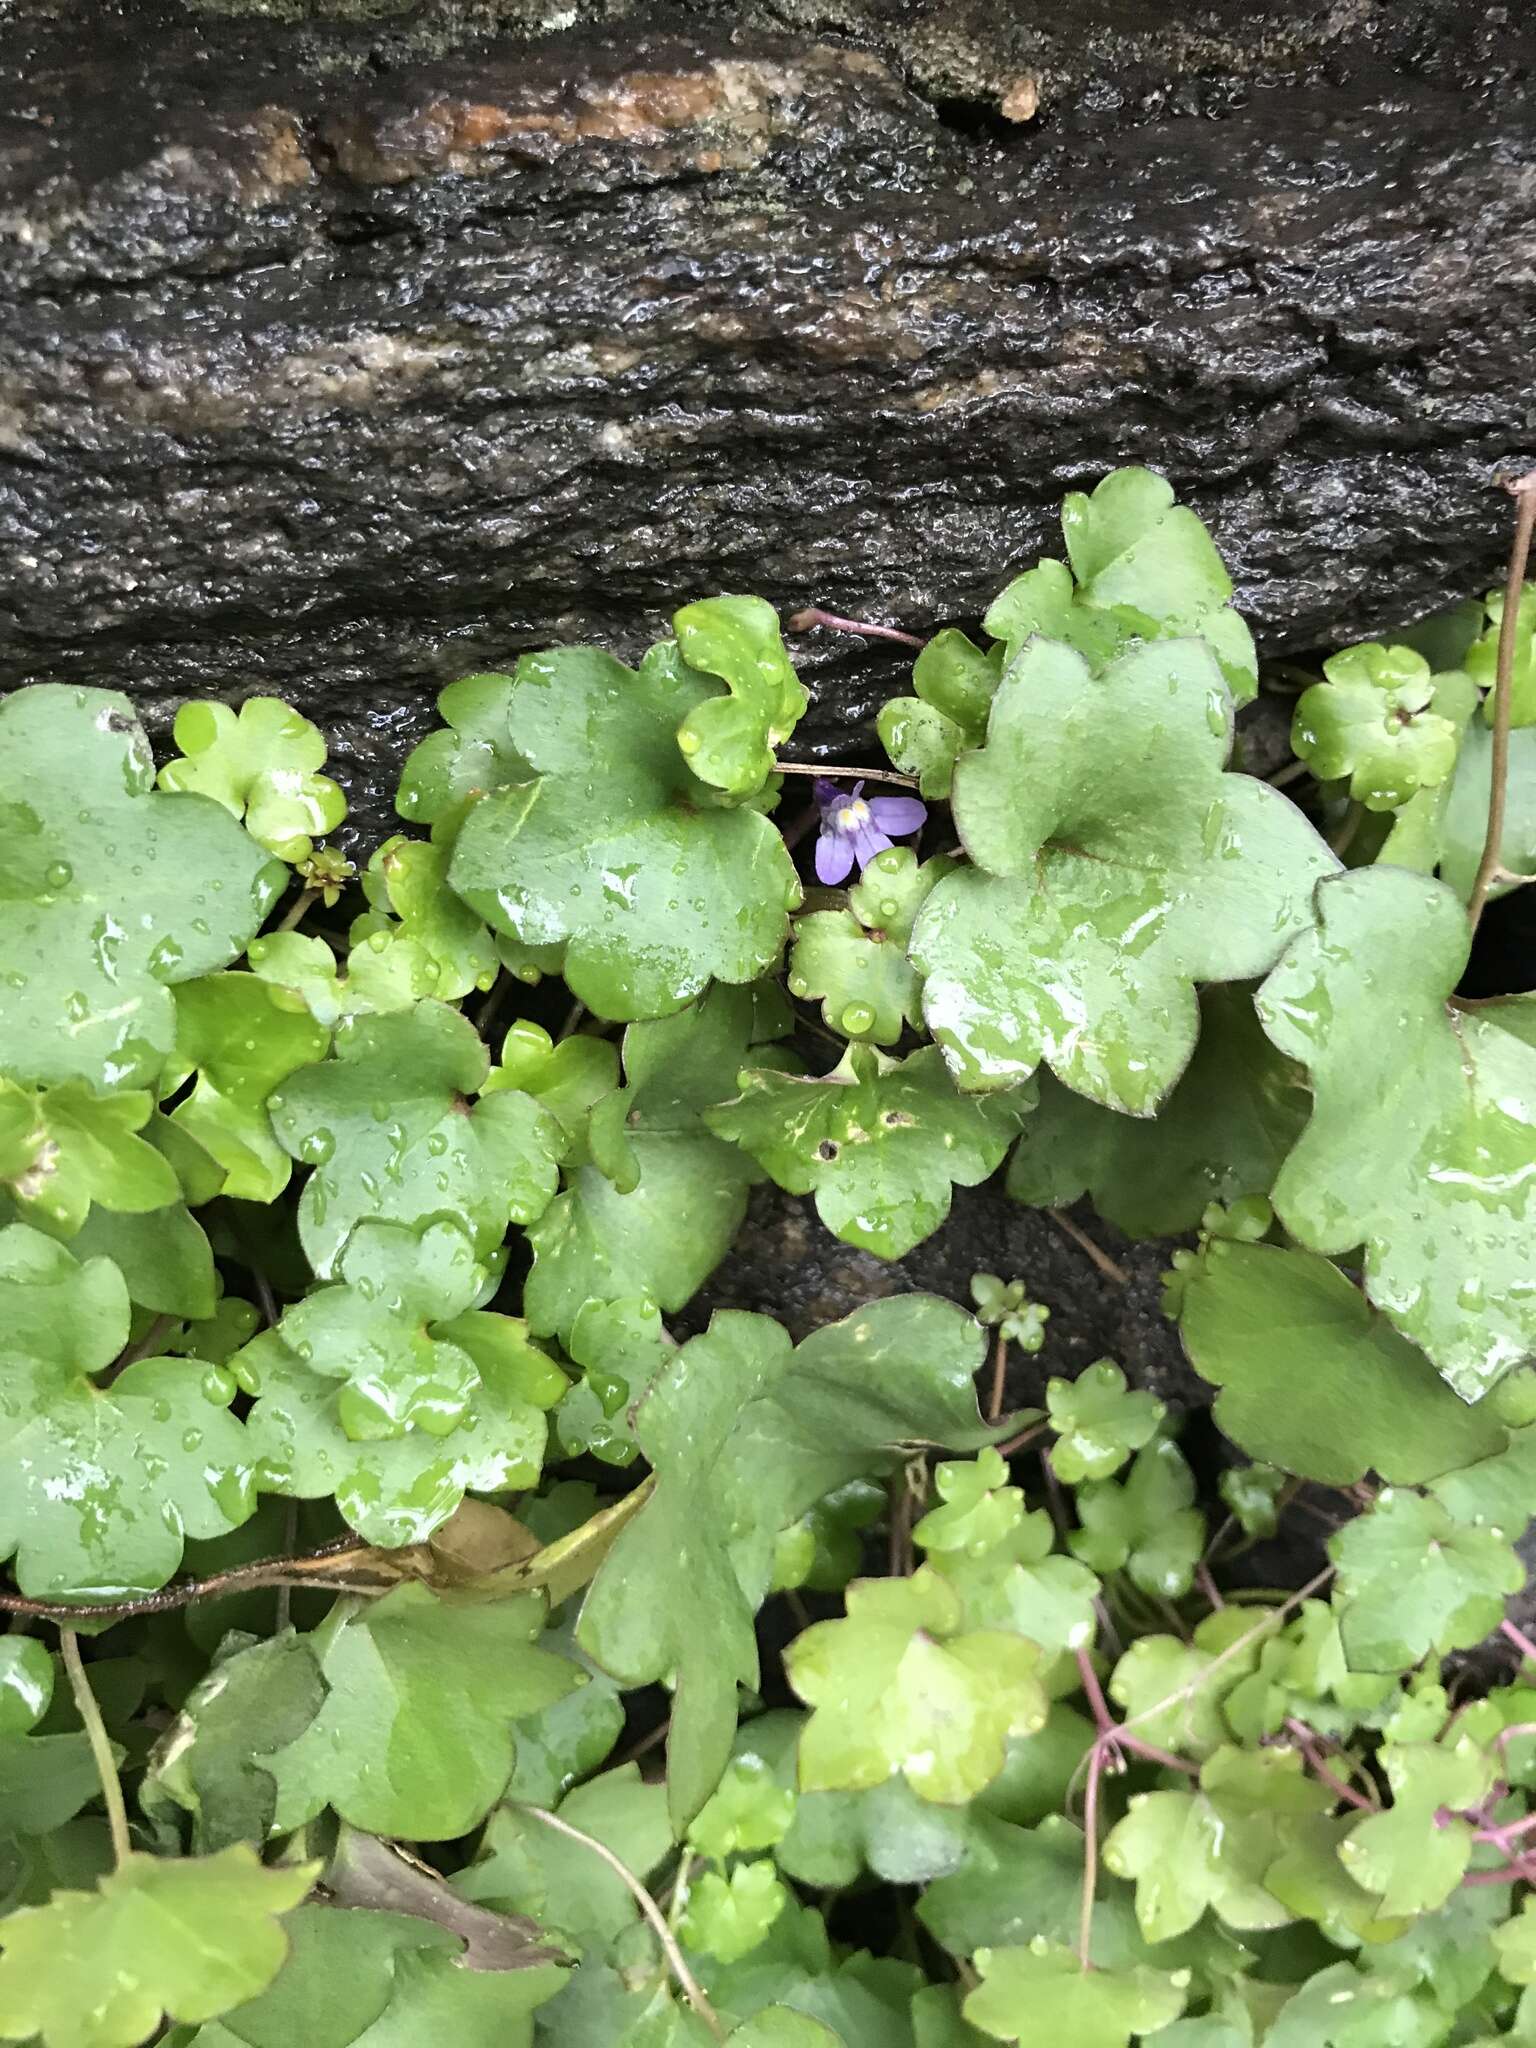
265, 1583, 581, 1838
0, 1847, 314, 2048
524, 987, 785, 1339
1471, 585, 1536, 727
706, 1044, 1031, 1259
359, 836, 498, 1001
554, 1297, 670, 1468
785, 1567, 1047, 1805
0, 1081, 180, 1237
1060, 467, 1257, 704
69, 1203, 218, 1320
788, 849, 948, 1044
680, 1861, 790, 1965
689, 1756, 798, 1863
878, 633, 1002, 798
1069, 1440, 1204, 1600
142, 1633, 326, 1853
1338, 1738, 1497, 1914
396, 673, 527, 828
1292, 645, 1461, 810
1046, 1363, 1164, 1484
158, 698, 345, 860
1109, 1613, 1266, 1760
1256, 865, 1536, 1398
911, 640, 1332, 1110
0, 1223, 255, 1600
0, 1641, 104, 1839
1005, 987, 1307, 1237
913, 1453, 1099, 1660
241, 1280, 555, 1548
672, 596, 807, 799
161, 974, 330, 1204
269, 1217, 498, 1439
1431, 1424, 1536, 1535
1104, 1746, 1329, 1943
483, 1021, 620, 1168
457, 1765, 672, 1953
963, 1940, 1188, 2048
1495, 1900, 1536, 1985
0, 686, 284, 1091
577, 1313, 794, 1831
448, 648, 800, 1019
267, 1000, 560, 1280
188, 1902, 454, 2048
1329, 1489, 1524, 1672
1176, 1241, 1507, 1483
1423, 714, 1536, 903
246, 931, 436, 1030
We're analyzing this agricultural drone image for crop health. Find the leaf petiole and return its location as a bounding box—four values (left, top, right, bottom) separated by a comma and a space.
59, 1628, 130, 1867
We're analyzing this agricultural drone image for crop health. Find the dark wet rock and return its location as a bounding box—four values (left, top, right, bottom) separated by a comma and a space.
2, 0, 1534, 845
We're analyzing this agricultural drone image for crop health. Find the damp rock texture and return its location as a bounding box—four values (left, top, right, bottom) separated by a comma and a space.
3, 0, 1536, 842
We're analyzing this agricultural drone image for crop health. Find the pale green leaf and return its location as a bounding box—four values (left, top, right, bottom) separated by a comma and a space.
158, 698, 345, 861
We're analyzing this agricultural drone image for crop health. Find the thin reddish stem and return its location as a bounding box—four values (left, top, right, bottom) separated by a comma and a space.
787, 607, 926, 650
1502, 1619, 1536, 1670
1285, 1719, 1377, 1813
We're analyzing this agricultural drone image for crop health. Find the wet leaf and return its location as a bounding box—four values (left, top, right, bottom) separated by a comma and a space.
1005, 987, 1306, 1237
788, 849, 949, 1044
963, 1939, 1188, 2048
359, 836, 499, 1001
0, 1081, 178, 1237
0, 686, 283, 1091
267, 1000, 561, 1280
0, 1846, 314, 2048
1068, 1440, 1204, 1601
672, 595, 807, 800
525, 987, 787, 1340
1471, 586, 1536, 727
246, 931, 436, 1030
679, 1861, 789, 1964
706, 1044, 1031, 1260
0, 1223, 255, 1600
1329, 1489, 1523, 1672
0, 1640, 103, 1838
911, 639, 1332, 1110
161, 974, 330, 1204
448, 648, 800, 1019
1176, 1241, 1506, 1483
142, 1633, 327, 1853
1046, 1363, 1164, 1485
878, 632, 1003, 798
1338, 1739, 1497, 1914
266, 1583, 582, 1838
1292, 644, 1461, 810
1256, 866, 1536, 1398
241, 1264, 556, 1549
785, 1567, 1047, 1805
158, 698, 345, 861
395, 674, 527, 829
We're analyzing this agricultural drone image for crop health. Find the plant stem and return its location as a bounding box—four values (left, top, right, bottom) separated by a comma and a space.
787, 607, 926, 650
274, 885, 320, 935
773, 759, 920, 789
2, 1535, 383, 1622
987, 1326, 1010, 1423
1468, 468, 1536, 934
1077, 1741, 1102, 1970
1048, 1209, 1130, 1287
1284, 1718, 1377, 1812
60, 1629, 131, 1867
1501, 1618, 1536, 1670
515, 1805, 724, 2040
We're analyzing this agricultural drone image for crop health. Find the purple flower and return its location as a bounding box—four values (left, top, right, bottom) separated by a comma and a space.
812, 778, 928, 885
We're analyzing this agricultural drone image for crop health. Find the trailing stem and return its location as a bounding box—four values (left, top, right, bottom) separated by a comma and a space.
515, 1806, 724, 2040
1468, 469, 1536, 933
59, 1629, 131, 1867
